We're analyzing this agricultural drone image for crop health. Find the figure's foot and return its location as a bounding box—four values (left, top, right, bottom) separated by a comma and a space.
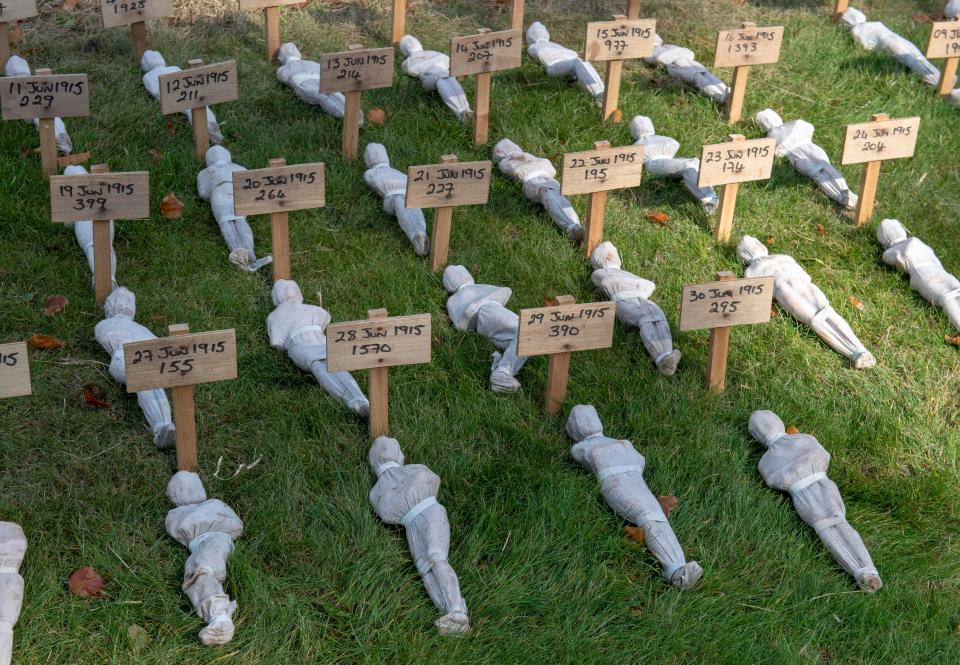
153, 423, 176, 449
490, 370, 521, 394
228, 248, 251, 268
208, 123, 224, 145
199, 616, 235, 646
567, 224, 585, 243
656, 350, 682, 376
412, 232, 430, 257
669, 561, 703, 591
245, 255, 274, 273
461, 110, 475, 124
853, 351, 877, 369
349, 399, 371, 418
856, 573, 883, 593
435, 611, 470, 636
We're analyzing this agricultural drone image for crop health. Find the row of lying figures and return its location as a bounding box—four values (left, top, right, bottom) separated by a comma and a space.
0, 405, 882, 652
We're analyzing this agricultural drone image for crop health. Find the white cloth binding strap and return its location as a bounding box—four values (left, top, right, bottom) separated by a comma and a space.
597, 464, 643, 482
765, 430, 785, 447
415, 555, 446, 575
611, 289, 648, 303
520, 169, 554, 183
810, 306, 835, 330
654, 350, 673, 365
664, 562, 685, 579
853, 566, 878, 577
0, 566, 18, 574
401, 496, 438, 528
289, 71, 318, 87
811, 515, 845, 533
289, 324, 324, 340
376, 461, 400, 476
384, 188, 407, 199
788, 471, 826, 494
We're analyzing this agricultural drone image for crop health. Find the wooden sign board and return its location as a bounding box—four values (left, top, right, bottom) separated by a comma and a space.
449, 28, 522, 77
840, 116, 920, 165
405, 160, 492, 208
318, 47, 394, 94
698, 137, 776, 187
326, 314, 431, 373
123, 329, 237, 392
49, 171, 149, 223
238, 0, 302, 9
585, 19, 656, 61
516, 301, 616, 357
560, 144, 644, 196
1, 74, 89, 119
100, 0, 173, 29
927, 20, 960, 58
158, 61, 238, 115
679, 277, 774, 331
0, 0, 37, 23
232, 162, 325, 216
714, 25, 784, 68
0, 342, 31, 399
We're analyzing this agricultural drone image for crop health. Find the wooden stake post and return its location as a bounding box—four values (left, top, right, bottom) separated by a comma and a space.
926, 18, 960, 97
833, 1, 849, 20
0, 67, 90, 177
238, 0, 302, 61
714, 22, 784, 124
49, 166, 150, 303
0, 0, 36, 67
319, 44, 395, 160
679, 272, 773, 393
841, 114, 920, 226
511, 0, 524, 30
124, 327, 238, 471
697, 134, 776, 243
560, 140, 644, 257
391, 0, 406, 46
516, 297, 616, 415
585, 6, 655, 123
405, 155, 492, 270
158, 59, 239, 160
326, 310, 432, 438
231, 158, 325, 282
100, 0, 173, 61
0, 341, 31, 400
450, 28, 522, 145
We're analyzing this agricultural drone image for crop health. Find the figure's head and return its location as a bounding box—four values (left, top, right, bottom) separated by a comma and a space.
369, 436, 404, 474
737, 236, 768, 264
0, 521, 27, 569
166, 470, 207, 506
205, 145, 232, 167
492, 138, 522, 164
876, 219, 908, 248
840, 7, 866, 29
4, 54, 29, 77
590, 241, 622, 270
104, 286, 136, 319
398, 35, 423, 57
526, 22, 550, 46
442, 265, 475, 293
277, 43, 301, 65
272, 279, 304, 306
748, 410, 786, 447
755, 108, 784, 132
140, 50, 166, 73
64, 164, 88, 176
566, 404, 603, 442
629, 115, 656, 140
364, 143, 389, 168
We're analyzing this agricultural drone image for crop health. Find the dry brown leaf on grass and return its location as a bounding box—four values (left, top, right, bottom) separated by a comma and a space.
160, 193, 185, 219
166, 120, 177, 138
765, 235, 775, 245
68, 567, 104, 597
657, 495, 678, 518
82, 383, 110, 409
646, 211, 670, 227
43, 294, 69, 317
62, 0, 79, 10
786, 426, 799, 435
848, 296, 865, 310
57, 152, 91, 168
815, 223, 826, 237
912, 13, 933, 23
27, 333, 65, 350
366, 108, 386, 125
945, 334, 960, 346
770, 307, 778, 318
624, 526, 645, 544
149, 148, 163, 163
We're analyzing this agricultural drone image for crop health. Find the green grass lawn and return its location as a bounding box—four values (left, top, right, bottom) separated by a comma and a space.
2, 0, 959, 662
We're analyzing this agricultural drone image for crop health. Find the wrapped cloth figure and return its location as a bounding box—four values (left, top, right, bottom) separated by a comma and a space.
368, 437, 470, 636
63, 164, 118, 291
756, 109, 858, 210
362, 143, 429, 256
442, 265, 527, 393
566, 405, 703, 590
141, 50, 224, 143
399, 36, 472, 121
0, 522, 26, 665
197, 146, 273, 272
4, 56, 73, 154
629, 116, 718, 213
276, 43, 360, 121
492, 139, 584, 242
590, 242, 681, 375
165, 471, 243, 646
738, 236, 876, 369
876, 218, 960, 333
643, 34, 729, 104
94, 287, 176, 448
749, 410, 882, 592
948, 1, 960, 19
266, 279, 370, 416
525, 22, 604, 105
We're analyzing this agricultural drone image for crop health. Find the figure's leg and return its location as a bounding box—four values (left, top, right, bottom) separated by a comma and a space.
938, 289, 960, 333
572, 59, 605, 105
617, 300, 681, 375
204, 107, 223, 144
490, 339, 527, 393
390, 196, 430, 256
183, 538, 238, 645
533, 183, 585, 242
680, 166, 720, 213
310, 359, 370, 416
808, 305, 875, 368
136, 389, 176, 448
812, 518, 882, 592
0, 573, 24, 665
408, 505, 469, 634
436, 77, 472, 122
641, 520, 702, 590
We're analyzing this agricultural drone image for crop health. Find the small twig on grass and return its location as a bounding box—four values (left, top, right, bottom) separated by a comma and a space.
82, 442, 123, 461
108, 545, 135, 574
806, 590, 864, 602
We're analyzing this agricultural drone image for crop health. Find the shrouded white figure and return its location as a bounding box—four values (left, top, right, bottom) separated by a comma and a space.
197, 146, 273, 272
62, 165, 117, 291
94, 287, 176, 448
165, 471, 243, 646
948, 1, 960, 19
756, 109, 858, 210
4, 56, 73, 154
492, 139, 584, 242
140, 50, 223, 144
643, 35, 729, 104
0, 523, 26, 665
877, 218, 960, 332
276, 43, 361, 122
749, 410, 882, 592
362, 143, 429, 256
525, 22, 604, 105
399, 36, 472, 121
266, 279, 370, 416
566, 405, 703, 590
590, 242, 681, 376
442, 265, 527, 393
629, 116, 718, 213
738, 236, 876, 368
368, 437, 469, 636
